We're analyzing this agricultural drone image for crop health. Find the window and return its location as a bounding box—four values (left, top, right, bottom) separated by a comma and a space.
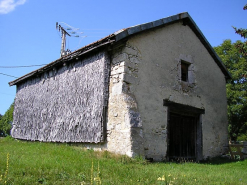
181, 61, 189, 82
177, 55, 195, 88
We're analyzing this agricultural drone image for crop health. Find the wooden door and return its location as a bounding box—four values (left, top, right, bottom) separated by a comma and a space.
168, 113, 197, 159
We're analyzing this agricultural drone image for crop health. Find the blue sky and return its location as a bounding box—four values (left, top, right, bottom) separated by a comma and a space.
0, 0, 246, 115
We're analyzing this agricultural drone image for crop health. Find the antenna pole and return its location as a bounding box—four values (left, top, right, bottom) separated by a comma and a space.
61, 29, 66, 57
56, 22, 71, 57
56, 22, 85, 57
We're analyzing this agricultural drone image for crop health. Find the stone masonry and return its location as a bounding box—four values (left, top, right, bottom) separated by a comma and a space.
107, 43, 144, 157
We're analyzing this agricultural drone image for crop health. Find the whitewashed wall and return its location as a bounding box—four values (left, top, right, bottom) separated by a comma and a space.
125, 21, 228, 160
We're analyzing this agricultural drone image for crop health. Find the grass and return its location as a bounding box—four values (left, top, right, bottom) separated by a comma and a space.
0, 137, 247, 184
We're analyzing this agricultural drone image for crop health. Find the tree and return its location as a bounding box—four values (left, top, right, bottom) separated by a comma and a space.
0, 103, 14, 136
214, 40, 247, 141
232, 4, 247, 57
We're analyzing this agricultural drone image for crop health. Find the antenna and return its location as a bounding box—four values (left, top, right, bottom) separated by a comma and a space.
56, 22, 86, 57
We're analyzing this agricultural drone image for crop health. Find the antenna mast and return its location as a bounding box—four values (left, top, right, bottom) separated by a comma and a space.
56, 22, 86, 57
56, 22, 71, 57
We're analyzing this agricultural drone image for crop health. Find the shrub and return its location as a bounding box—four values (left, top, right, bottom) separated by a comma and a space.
0, 103, 14, 136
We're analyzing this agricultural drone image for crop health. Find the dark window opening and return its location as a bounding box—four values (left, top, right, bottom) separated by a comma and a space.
181, 61, 189, 82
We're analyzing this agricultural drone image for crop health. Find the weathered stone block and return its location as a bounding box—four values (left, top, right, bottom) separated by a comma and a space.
128, 26, 141, 35
124, 59, 138, 70
141, 22, 153, 31
153, 19, 163, 27
129, 110, 142, 128
130, 56, 141, 64
124, 46, 138, 56
112, 53, 128, 64
123, 74, 139, 85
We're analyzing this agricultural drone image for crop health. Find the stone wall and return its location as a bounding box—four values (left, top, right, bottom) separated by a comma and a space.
106, 44, 144, 157
12, 51, 110, 143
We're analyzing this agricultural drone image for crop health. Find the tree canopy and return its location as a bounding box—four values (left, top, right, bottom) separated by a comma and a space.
232, 4, 247, 57
214, 40, 247, 141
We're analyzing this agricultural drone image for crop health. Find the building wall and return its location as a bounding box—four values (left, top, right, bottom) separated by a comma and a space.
11, 51, 110, 143
108, 21, 228, 160
106, 44, 144, 157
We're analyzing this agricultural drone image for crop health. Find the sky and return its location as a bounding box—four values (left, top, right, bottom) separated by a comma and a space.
0, 0, 246, 115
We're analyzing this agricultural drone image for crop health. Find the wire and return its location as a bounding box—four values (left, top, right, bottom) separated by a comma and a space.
0, 64, 47, 68
58, 22, 79, 31
80, 29, 118, 30
0, 73, 18, 78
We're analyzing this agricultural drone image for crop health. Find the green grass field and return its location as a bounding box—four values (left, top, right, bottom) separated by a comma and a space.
0, 137, 246, 185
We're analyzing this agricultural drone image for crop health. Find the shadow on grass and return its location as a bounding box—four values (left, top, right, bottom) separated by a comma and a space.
199, 156, 245, 165
160, 156, 245, 165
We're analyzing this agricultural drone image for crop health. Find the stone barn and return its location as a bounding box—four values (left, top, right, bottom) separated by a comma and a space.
9, 12, 231, 161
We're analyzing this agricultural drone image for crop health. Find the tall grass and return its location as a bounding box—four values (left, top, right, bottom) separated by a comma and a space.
0, 137, 246, 184
0, 152, 9, 184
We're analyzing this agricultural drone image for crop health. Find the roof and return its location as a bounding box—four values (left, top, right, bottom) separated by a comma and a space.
9, 12, 231, 86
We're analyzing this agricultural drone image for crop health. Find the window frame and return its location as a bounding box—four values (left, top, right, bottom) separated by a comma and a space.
181, 60, 190, 82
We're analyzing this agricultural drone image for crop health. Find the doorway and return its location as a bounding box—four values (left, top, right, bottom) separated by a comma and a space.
168, 113, 198, 160
163, 100, 204, 161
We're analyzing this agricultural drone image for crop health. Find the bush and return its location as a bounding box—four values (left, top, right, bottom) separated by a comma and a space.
237, 133, 247, 141
0, 103, 14, 136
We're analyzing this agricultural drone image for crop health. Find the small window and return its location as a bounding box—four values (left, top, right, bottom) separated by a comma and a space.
181, 61, 189, 82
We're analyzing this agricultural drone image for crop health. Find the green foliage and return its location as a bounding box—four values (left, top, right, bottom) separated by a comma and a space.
244, 4, 247, 10
0, 103, 14, 136
237, 133, 247, 141
233, 4, 247, 56
214, 40, 247, 141
0, 138, 247, 184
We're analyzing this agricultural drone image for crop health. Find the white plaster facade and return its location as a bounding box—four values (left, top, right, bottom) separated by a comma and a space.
106, 21, 229, 161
